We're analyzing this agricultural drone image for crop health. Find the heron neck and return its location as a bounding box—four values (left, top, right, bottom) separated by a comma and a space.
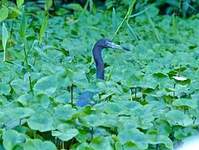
92, 45, 104, 80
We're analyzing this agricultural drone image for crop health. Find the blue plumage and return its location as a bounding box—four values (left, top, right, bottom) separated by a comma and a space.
76, 39, 129, 107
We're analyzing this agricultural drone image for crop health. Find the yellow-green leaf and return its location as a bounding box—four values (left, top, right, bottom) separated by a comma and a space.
45, 0, 53, 11
39, 14, 48, 44
16, 0, 24, 8
0, 6, 8, 22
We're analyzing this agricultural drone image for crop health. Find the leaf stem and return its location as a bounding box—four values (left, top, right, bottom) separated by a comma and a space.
130, 87, 134, 101
112, 0, 136, 40
145, 12, 161, 42
126, 22, 140, 41
70, 84, 74, 105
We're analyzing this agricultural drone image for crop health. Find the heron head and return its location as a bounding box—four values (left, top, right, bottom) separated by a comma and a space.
95, 39, 130, 51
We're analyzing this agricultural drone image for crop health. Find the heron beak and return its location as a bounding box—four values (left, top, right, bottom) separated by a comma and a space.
106, 41, 130, 51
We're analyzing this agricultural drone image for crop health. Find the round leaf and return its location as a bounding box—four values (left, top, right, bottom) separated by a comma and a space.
52, 128, 79, 141
23, 139, 56, 150
165, 110, 193, 126
3, 130, 26, 150
33, 75, 57, 96
27, 111, 54, 132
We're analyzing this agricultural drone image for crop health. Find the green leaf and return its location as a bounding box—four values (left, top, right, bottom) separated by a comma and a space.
23, 139, 56, 150
76, 143, 93, 150
27, 111, 54, 132
146, 6, 159, 18
19, 11, 27, 40
112, 7, 117, 32
55, 92, 70, 103
33, 75, 57, 96
146, 130, 173, 149
90, 136, 112, 150
10, 79, 29, 95
118, 128, 148, 149
17, 93, 34, 106
45, 0, 53, 11
65, 3, 83, 11
37, 94, 51, 108
83, 113, 114, 128
0, 6, 8, 22
123, 141, 141, 150
1, 107, 34, 129
52, 128, 79, 141
6, 107, 34, 119
165, 110, 193, 126
3, 130, 26, 150
16, 0, 24, 8
9, 6, 21, 18
53, 105, 76, 122
1, 0, 8, 5
0, 83, 10, 95
174, 127, 198, 140
173, 98, 198, 109
155, 119, 172, 137
39, 14, 48, 44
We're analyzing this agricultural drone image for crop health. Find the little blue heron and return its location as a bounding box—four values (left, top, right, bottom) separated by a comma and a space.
76, 39, 129, 106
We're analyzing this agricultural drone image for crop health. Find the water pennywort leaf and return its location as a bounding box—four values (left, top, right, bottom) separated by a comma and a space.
173, 98, 198, 109
0, 83, 10, 95
27, 111, 54, 132
3, 130, 26, 150
165, 110, 193, 126
23, 139, 56, 150
52, 128, 79, 141
118, 128, 148, 149
33, 75, 57, 96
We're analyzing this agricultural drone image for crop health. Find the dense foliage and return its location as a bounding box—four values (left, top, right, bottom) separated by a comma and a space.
1, 0, 199, 150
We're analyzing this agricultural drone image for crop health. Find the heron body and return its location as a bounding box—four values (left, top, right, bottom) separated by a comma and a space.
76, 39, 128, 106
